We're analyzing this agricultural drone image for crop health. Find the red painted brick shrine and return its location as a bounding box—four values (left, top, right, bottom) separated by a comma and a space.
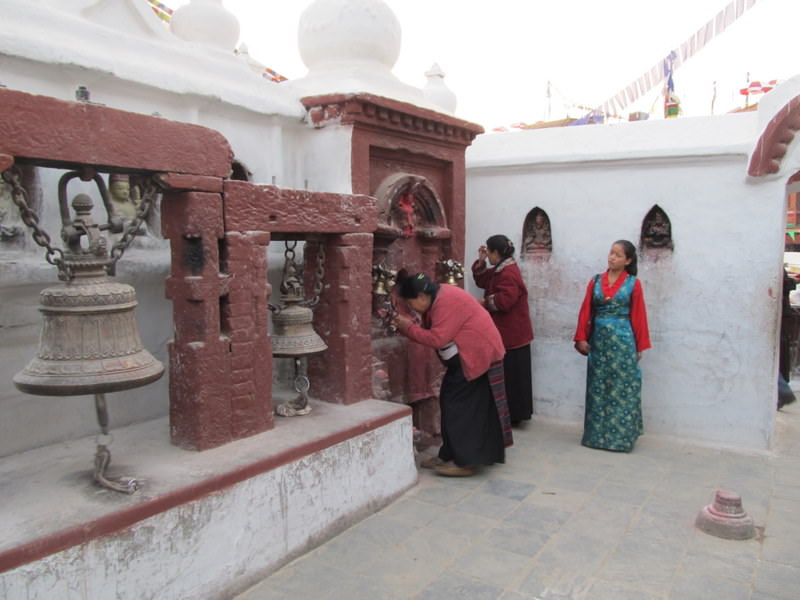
0, 85, 482, 451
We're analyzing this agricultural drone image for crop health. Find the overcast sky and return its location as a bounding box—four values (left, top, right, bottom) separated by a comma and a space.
169, 0, 799, 129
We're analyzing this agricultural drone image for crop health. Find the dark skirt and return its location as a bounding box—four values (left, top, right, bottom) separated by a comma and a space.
504, 344, 533, 422
438, 356, 505, 467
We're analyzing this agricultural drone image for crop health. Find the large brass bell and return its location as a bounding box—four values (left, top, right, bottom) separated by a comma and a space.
6, 167, 163, 494
270, 241, 327, 416
13, 175, 163, 395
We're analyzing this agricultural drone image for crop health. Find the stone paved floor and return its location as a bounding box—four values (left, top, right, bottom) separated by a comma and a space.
235, 403, 800, 600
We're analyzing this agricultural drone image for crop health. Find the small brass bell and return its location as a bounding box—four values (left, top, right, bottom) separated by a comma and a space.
441, 259, 464, 285
270, 247, 327, 358
271, 241, 327, 416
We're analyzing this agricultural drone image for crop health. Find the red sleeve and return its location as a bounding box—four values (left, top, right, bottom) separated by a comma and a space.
630, 279, 651, 351
471, 260, 490, 290
486, 268, 522, 313
573, 278, 594, 342
403, 294, 469, 349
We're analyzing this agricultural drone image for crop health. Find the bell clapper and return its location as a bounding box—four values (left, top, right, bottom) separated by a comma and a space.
93, 393, 141, 494
275, 358, 313, 417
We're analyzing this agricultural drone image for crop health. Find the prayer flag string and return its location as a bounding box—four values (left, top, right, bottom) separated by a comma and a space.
596, 0, 761, 118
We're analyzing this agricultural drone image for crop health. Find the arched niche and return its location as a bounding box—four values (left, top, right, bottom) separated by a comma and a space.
522, 207, 552, 254
640, 205, 674, 251
373, 172, 448, 239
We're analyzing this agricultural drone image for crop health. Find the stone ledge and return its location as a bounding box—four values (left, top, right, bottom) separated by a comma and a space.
0, 398, 414, 579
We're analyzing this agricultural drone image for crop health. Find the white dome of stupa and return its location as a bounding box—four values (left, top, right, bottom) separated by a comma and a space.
170, 0, 240, 52
285, 0, 445, 112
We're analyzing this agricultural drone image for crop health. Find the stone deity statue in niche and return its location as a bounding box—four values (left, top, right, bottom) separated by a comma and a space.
642, 210, 673, 249
108, 174, 141, 220
396, 192, 416, 237
524, 212, 552, 252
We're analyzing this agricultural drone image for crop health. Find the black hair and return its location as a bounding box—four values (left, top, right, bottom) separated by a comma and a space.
486, 234, 515, 259
613, 239, 638, 276
397, 271, 440, 299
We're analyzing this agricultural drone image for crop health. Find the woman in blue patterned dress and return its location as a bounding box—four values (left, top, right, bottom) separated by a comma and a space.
573, 240, 651, 452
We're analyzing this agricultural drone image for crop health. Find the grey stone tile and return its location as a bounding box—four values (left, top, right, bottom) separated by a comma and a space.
482, 478, 537, 501
250, 562, 346, 599
562, 497, 640, 539
326, 575, 407, 600
516, 559, 595, 600
413, 572, 504, 600
503, 503, 573, 535
487, 461, 552, 485
303, 526, 384, 573
235, 583, 293, 600
627, 512, 695, 543
376, 496, 445, 525
523, 487, 590, 512
584, 580, 665, 600
681, 531, 759, 583
410, 482, 475, 506
762, 534, 800, 568
592, 481, 652, 505
455, 491, 522, 519
356, 529, 470, 598
429, 508, 500, 539
753, 561, 800, 599
449, 542, 534, 589
484, 521, 552, 557
346, 512, 420, 548
598, 534, 684, 587
516, 534, 611, 598
641, 492, 708, 522
543, 468, 606, 493
499, 591, 540, 600
668, 571, 751, 600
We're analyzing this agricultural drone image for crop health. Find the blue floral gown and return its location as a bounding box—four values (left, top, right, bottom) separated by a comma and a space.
582, 274, 644, 452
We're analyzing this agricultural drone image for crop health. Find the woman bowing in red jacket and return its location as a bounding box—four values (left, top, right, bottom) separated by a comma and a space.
472, 235, 534, 424
393, 272, 512, 477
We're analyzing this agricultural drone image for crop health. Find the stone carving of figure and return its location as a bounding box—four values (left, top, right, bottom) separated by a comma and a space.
280, 257, 304, 298
0, 181, 24, 241
524, 212, 552, 252
108, 174, 140, 220
396, 192, 416, 237
643, 210, 672, 249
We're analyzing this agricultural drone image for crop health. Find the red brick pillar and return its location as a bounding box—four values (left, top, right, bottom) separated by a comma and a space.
162, 189, 234, 450
224, 230, 274, 437
307, 233, 374, 404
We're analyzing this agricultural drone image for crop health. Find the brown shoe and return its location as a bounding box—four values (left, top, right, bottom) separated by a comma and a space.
434, 463, 476, 477
420, 456, 444, 469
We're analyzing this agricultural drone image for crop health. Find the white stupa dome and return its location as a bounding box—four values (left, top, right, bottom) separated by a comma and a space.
170, 0, 240, 52
285, 0, 442, 112
298, 0, 401, 72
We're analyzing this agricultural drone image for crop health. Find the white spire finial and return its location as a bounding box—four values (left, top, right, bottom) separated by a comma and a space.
423, 63, 457, 114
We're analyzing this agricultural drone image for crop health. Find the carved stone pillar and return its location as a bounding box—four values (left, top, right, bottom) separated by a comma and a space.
307, 233, 374, 404
162, 188, 234, 450
224, 230, 273, 437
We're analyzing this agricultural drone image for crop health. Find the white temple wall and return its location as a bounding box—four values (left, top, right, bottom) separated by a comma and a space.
465, 111, 788, 450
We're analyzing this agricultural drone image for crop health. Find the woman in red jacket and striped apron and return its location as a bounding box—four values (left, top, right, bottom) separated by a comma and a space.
393, 272, 513, 477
